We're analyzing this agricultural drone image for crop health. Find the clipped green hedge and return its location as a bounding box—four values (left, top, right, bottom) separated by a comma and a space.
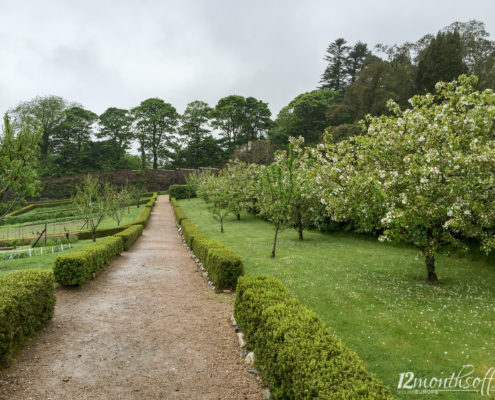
180, 219, 200, 248
169, 184, 196, 200
173, 201, 243, 290
6, 204, 35, 217
173, 205, 187, 225
192, 236, 224, 265
7, 199, 73, 217
0, 270, 56, 366
234, 275, 393, 400
205, 247, 243, 290
134, 206, 152, 227
54, 236, 124, 286
76, 225, 129, 240
115, 225, 143, 250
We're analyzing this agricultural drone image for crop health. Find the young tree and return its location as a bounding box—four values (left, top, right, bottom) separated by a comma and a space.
197, 172, 231, 233
256, 161, 293, 258
0, 115, 41, 220
221, 160, 258, 220
73, 175, 111, 242
132, 98, 179, 169
107, 185, 129, 226
318, 75, 495, 283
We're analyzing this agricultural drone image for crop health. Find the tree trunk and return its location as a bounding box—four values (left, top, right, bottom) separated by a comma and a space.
220, 217, 224, 233
237, 213, 240, 221
141, 149, 146, 170
298, 213, 303, 241
425, 253, 438, 283
271, 226, 279, 258
92, 228, 96, 242
153, 151, 158, 170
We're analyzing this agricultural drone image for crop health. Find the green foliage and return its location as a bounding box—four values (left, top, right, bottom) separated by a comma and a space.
53, 236, 124, 285
269, 89, 339, 146
114, 225, 143, 251
134, 205, 152, 228
205, 246, 243, 290
0, 270, 56, 366
169, 184, 196, 200
180, 218, 203, 249
132, 98, 179, 169
179, 197, 495, 399
75, 225, 129, 240
175, 200, 243, 290
318, 75, 495, 282
234, 275, 393, 399
73, 175, 112, 242
234, 275, 291, 348
211, 95, 272, 149
173, 205, 187, 225
191, 236, 224, 265
416, 30, 467, 93
0, 115, 41, 220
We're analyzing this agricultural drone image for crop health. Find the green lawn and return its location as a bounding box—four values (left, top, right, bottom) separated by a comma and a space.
0, 205, 143, 240
0, 240, 92, 278
179, 198, 495, 399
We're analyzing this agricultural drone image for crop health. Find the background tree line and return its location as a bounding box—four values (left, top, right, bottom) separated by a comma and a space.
8, 94, 273, 177
6, 19, 495, 178
270, 19, 495, 146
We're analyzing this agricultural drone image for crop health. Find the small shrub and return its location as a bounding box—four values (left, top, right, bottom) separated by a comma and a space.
0, 270, 56, 367
54, 236, 124, 286
169, 184, 196, 200
205, 247, 243, 290
115, 225, 143, 250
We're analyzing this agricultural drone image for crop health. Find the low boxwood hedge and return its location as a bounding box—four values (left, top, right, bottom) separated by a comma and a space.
54, 236, 124, 286
180, 219, 200, 248
173, 206, 187, 225
0, 270, 56, 367
234, 275, 393, 399
76, 225, 129, 240
172, 201, 243, 290
169, 184, 196, 200
115, 225, 143, 250
205, 247, 243, 290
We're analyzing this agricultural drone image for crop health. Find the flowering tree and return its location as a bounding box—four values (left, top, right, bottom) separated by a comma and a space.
222, 160, 259, 220
318, 75, 495, 283
197, 172, 231, 233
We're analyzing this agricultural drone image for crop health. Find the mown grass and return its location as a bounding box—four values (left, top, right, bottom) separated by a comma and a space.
179, 198, 495, 399
0, 205, 143, 240
0, 240, 92, 278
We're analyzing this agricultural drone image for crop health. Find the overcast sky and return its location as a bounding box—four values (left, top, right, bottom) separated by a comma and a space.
1, 0, 494, 118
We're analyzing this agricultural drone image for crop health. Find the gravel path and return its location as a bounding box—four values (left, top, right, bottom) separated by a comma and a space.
0, 195, 263, 400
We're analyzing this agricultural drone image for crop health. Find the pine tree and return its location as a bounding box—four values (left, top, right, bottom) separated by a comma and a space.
319, 38, 350, 91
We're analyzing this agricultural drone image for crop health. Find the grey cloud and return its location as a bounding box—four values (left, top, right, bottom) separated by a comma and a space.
1, 0, 494, 118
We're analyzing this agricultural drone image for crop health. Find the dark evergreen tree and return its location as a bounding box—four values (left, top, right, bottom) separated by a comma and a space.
319, 38, 350, 91
346, 41, 370, 84
416, 30, 467, 93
